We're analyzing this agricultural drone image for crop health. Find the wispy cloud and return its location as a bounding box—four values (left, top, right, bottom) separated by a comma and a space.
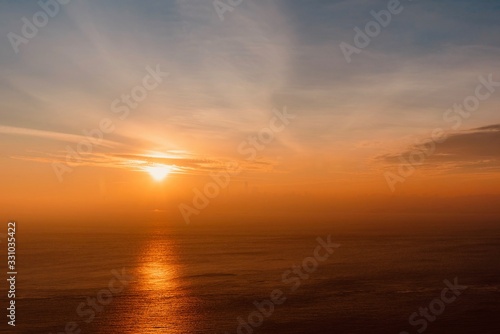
0, 125, 118, 147
12, 149, 274, 175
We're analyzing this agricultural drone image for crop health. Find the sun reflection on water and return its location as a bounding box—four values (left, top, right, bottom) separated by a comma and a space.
103, 232, 192, 334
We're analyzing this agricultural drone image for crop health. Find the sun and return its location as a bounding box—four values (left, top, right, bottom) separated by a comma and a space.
144, 165, 171, 181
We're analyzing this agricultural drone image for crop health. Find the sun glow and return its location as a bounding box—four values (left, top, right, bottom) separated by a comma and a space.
145, 165, 171, 181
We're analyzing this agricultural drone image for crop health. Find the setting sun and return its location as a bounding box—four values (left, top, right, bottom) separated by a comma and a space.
144, 165, 171, 181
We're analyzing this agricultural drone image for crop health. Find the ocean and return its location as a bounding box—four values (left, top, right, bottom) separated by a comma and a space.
5, 223, 500, 333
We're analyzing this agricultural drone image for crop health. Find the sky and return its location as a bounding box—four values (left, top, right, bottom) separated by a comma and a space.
1, 0, 499, 226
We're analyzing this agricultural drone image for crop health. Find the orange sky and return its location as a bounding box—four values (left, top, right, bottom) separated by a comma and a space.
1, 1, 500, 228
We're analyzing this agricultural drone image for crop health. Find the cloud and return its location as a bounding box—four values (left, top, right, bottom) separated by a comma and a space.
11, 150, 274, 175
379, 124, 500, 173
0, 125, 118, 147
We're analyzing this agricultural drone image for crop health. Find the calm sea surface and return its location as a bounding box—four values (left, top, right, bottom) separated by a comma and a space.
5, 224, 500, 333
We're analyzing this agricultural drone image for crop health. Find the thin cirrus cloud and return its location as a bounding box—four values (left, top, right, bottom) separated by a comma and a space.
12, 150, 274, 176
0, 125, 118, 148
0, 0, 296, 164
